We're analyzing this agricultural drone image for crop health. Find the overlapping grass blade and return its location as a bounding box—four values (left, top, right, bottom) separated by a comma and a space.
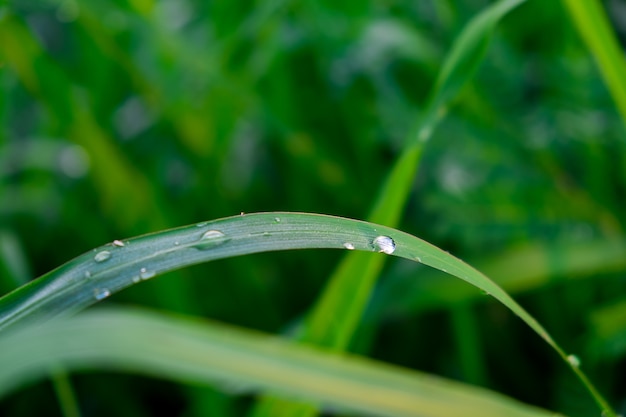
0, 212, 615, 415
251, 1, 527, 415
0, 307, 558, 417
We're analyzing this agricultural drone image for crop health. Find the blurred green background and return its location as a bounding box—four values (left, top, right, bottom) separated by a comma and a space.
1, 0, 626, 416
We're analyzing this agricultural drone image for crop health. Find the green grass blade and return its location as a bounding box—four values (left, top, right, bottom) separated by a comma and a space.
49, 368, 81, 417
561, 0, 626, 124
0, 212, 614, 415
0, 307, 559, 417
252, 1, 527, 415
376, 238, 626, 316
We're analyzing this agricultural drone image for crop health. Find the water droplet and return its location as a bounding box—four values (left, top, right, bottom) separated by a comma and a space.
567, 354, 581, 367
192, 230, 230, 250
140, 267, 155, 280
132, 275, 141, 283
196, 222, 208, 227
415, 256, 422, 263
372, 236, 395, 254
240, 212, 245, 216
94, 250, 111, 263
174, 241, 180, 246
94, 288, 111, 300
112, 239, 125, 247
84, 270, 92, 278
274, 217, 281, 223
343, 242, 355, 250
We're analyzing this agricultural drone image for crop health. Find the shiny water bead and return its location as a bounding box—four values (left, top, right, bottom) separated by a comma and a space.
193, 230, 230, 250
372, 235, 396, 254
93, 288, 111, 300
94, 250, 111, 263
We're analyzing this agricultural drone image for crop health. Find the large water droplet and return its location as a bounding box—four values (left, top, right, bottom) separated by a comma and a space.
193, 230, 230, 250
112, 239, 125, 247
94, 250, 111, 263
94, 288, 111, 300
343, 242, 355, 250
567, 354, 581, 367
372, 236, 395, 254
140, 267, 156, 280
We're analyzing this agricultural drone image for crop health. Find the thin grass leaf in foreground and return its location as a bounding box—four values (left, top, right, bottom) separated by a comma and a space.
0, 307, 558, 417
0, 212, 616, 416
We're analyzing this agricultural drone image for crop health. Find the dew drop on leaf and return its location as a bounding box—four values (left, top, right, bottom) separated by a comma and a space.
94, 288, 111, 300
94, 250, 111, 263
372, 236, 395, 254
343, 242, 355, 250
567, 354, 581, 367
140, 267, 155, 280
192, 230, 230, 250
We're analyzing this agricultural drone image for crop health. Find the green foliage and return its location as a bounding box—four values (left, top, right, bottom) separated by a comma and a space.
1, 0, 626, 416
0, 307, 557, 417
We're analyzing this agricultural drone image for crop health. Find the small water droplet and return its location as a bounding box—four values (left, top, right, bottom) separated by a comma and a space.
240, 212, 245, 216
94, 250, 111, 263
372, 236, 395, 254
196, 222, 208, 227
274, 217, 281, 223
112, 239, 125, 247
132, 275, 141, 283
567, 354, 581, 367
343, 242, 355, 250
192, 230, 230, 250
84, 270, 92, 278
140, 267, 155, 280
173, 240, 180, 246
415, 256, 422, 263
94, 288, 111, 300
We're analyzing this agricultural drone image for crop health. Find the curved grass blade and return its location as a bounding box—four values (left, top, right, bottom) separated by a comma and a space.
0, 212, 615, 415
0, 307, 559, 417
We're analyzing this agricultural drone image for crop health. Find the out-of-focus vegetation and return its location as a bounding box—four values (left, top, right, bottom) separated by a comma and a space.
1, 0, 626, 416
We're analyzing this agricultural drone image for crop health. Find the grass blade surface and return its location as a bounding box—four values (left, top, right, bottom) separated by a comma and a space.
0, 212, 614, 415
0, 307, 558, 417
561, 0, 626, 124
